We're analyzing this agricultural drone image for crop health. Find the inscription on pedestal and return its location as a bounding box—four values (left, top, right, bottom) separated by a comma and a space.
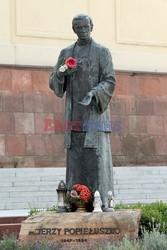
19, 210, 141, 249
29, 227, 121, 235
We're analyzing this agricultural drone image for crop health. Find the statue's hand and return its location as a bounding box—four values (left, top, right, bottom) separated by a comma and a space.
79, 90, 95, 106
57, 67, 77, 78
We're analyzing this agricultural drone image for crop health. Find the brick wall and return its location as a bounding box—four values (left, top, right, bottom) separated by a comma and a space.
111, 73, 167, 166
0, 66, 167, 168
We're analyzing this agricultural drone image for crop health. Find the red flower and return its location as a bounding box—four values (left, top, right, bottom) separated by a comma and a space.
80, 189, 91, 202
65, 57, 77, 69
73, 184, 81, 191
72, 184, 92, 202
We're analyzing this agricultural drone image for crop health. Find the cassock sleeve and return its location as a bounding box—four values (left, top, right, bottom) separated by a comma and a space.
92, 47, 116, 113
80, 47, 116, 113
49, 50, 67, 98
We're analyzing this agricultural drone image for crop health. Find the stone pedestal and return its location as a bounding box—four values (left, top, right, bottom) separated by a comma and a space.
19, 210, 141, 249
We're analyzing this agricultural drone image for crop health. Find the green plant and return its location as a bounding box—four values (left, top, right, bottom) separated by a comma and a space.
142, 229, 167, 250
1, 230, 167, 250
46, 205, 57, 212
98, 235, 142, 250
0, 234, 17, 250
96, 230, 167, 250
0, 235, 60, 250
28, 207, 44, 216
115, 201, 167, 235
28, 205, 57, 216
18, 241, 57, 250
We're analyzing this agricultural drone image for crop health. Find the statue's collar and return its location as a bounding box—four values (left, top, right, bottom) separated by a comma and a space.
76, 38, 92, 46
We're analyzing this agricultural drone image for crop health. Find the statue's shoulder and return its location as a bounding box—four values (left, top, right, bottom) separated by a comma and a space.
92, 40, 111, 54
60, 43, 75, 55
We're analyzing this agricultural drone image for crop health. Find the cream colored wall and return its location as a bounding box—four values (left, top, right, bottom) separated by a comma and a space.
0, 0, 167, 72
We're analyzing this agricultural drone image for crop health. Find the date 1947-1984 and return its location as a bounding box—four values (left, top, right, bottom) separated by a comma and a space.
62, 239, 87, 243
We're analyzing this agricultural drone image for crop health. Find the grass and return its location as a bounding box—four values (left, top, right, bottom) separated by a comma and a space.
0, 229, 167, 250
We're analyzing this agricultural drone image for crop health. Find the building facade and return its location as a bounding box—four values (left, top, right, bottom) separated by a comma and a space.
0, 0, 167, 210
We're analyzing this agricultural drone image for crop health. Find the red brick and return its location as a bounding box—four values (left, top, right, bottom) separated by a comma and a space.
0, 135, 5, 156
32, 70, 51, 92
116, 95, 136, 115
138, 136, 156, 156
114, 75, 127, 96
111, 115, 129, 134
129, 115, 147, 135
136, 96, 154, 115
54, 113, 64, 125
0, 68, 12, 90
127, 75, 143, 96
155, 155, 167, 165
42, 92, 54, 113
141, 77, 161, 96
146, 116, 164, 135
115, 74, 130, 95
13, 156, 35, 168
55, 154, 66, 167
135, 156, 147, 165
0, 156, 14, 168
110, 135, 122, 155
42, 92, 65, 114
26, 135, 46, 156
160, 77, 167, 96
128, 156, 146, 165
110, 97, 125, 115
35, 113, 54, 134
115, 74, 143, 96
0, 94, 2, 111
145, 156, 156, 165
12, 69, 32, 91
124, 95, 136, 115
34, 156, 56, 167
112, 155, 130, 166
45, 134, 65, 155
0, 224, 21, 240
15, 113, 34, 134
153, 96, 167, 116
155, 136, 167, 155
3, 91, 23, 112
163, 116, 167, 135
0, 112, 15, 134
23, 92, 43, 112
121, 135, 138, 156
6, 135, 26, 156
0, 216, 27, 224
52, 94, 65, 114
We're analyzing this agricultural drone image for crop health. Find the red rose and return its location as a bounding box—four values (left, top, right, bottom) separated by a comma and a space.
65, 57, 77, 69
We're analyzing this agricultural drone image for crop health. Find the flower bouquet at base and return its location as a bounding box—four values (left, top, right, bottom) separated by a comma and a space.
65, 184, 93, 212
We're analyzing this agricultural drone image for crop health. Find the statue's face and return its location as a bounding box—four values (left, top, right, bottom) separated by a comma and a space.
73, 18, 92, 41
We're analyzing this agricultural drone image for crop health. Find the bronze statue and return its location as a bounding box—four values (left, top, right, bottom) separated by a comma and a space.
49, 14, 116, 209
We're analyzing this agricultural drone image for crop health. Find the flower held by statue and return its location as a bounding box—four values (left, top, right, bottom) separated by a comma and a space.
59, 57, 77, 72
65, 57, 77, 69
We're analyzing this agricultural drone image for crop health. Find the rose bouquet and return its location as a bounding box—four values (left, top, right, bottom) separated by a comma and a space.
65, 184, 92, 206
59, 57, 77, 73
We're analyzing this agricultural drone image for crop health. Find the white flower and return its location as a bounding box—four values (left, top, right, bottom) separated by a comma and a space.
59, 64, 68, 72
70, 190, 79, 198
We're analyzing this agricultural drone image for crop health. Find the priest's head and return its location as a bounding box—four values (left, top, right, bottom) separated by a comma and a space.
72, 14, 93, 42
